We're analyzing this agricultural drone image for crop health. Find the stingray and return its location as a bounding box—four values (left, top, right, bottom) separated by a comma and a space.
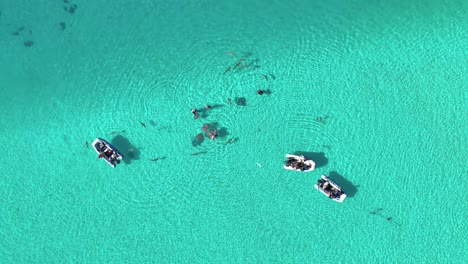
68, 4, 78, 14
24, 41, 34, 47
201, 123, 210, 132
192, 133, 204, 146
235, 97, 246, 106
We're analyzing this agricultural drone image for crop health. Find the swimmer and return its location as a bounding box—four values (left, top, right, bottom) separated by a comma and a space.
139, 121, 146, 128
257, 89, 264, 95
205, 105, 211, 110
208, 129, 218, 140
191, 109, 199, 119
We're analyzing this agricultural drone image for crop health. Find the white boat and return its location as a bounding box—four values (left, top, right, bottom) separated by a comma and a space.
283, 154, 315, 172
314, 175, 347, 202
92, 138, 124, 168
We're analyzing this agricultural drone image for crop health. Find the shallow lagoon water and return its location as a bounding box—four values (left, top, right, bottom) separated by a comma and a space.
0, 0, 467, 262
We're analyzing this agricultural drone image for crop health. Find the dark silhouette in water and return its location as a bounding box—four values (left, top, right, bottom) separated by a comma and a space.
111, 135, 140, 164
235, 97, 246, 106
263, 89, 272, 95
192, 133, 204, 146
226, 137, 238, 144
191, 151, 208, 156
327, 171, 358, 198
233, 59, 244, 69
24, 41, 34, 47
202, 123, 210, 132
293, 151, 328, 168
217, 127, 230, 138
59, 22, 66, 30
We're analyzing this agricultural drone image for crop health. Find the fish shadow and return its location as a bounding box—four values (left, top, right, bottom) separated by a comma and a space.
151, 156, 167, 161
226, 137, 239, 144
293, 151, 328, 168
205, 104, 224, 110
328, 171, 358, 198
111, 135, 140, 164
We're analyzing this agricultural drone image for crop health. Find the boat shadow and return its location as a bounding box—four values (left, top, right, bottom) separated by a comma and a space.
328, 171, 358, 197
293, 151, 328, 169
111, 135, 140, 164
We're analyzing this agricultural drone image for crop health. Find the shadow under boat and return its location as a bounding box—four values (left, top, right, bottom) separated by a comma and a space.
328, 171, 359, 198
111, 135, 140, 164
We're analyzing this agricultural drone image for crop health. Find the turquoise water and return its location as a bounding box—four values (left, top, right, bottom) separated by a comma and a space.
1, 0, 467, 262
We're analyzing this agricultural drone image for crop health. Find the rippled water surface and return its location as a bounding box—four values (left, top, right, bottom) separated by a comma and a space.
0, 0, 467, 262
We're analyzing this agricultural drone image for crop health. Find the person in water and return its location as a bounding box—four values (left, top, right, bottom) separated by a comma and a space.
208, 129, 218, 140
191, 109, 199, 119
257, 89, 264, 95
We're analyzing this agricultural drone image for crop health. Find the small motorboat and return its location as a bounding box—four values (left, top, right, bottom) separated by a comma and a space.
283, 154, 315, 172
92, 138, 124, 168
314, 175, 347, 202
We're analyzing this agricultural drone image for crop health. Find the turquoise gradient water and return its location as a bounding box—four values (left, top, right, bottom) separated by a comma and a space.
0, 0, 467, 263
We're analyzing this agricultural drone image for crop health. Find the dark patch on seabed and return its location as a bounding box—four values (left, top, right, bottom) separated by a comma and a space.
111, 135, 140, 164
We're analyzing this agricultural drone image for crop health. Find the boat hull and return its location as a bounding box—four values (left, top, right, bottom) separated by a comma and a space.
92, 138, 124, 168
314, 175, 346, 202
283, 154, 315, 172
